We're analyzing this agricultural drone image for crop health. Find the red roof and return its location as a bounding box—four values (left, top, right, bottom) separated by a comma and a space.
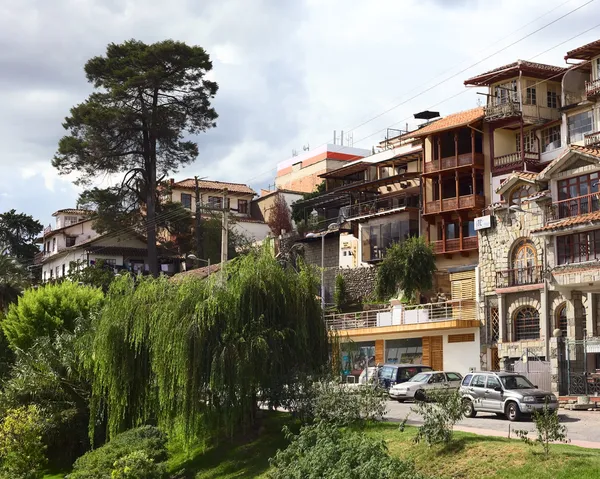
565, 39, 600, 61
172, 179, 256, 196
171, 263, 222, 281
52, 208, 94, 217
532, 211, 600, 233
464, 60, 566, 86
404, 107, 484, 138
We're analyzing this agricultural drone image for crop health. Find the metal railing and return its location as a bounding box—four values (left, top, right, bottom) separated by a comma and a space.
585, 78, 600, 97
546, 192, 600, 221
339, 195, 417, 221
485, 100, 520, 120
432, 236, 478, 254
584, 130, 600, 147
324, 300, 477, 331
496, 265, 544, 288
424, 152, 484, 173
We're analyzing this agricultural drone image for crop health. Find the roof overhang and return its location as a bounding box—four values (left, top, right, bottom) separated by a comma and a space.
565, 39, 600, 61
496, 174, 538, 195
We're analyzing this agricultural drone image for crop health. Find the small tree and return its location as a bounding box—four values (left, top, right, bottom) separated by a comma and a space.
267, 193, 293, 236
375, 237, 436, 302
333, 273, 347, 312
515, 403, 569, 457
412, 389, 465, 446
68, 259, 117, 292
0, 405, 48, 479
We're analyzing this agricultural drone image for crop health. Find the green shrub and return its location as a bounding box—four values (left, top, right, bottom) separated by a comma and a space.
268, 421, 425, 479
0, 405, 48, 479
333, 274, 347, 312
68, 426, 168, 479
3, 281, 103, 351
412, 389, 465, 446
110, 450, 166, 479
515, 403, 569, 457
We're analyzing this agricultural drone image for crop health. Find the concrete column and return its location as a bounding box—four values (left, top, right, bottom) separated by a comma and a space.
540, 285, 550, 359
572, 291, 585, 340
498, 293, 506, 342
566, 290, 576, 340
586, 292, 596, 337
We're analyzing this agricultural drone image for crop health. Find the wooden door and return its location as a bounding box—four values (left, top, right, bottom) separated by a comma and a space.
422, 336, 444, 370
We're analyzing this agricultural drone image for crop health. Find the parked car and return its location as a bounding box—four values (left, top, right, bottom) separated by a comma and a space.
358, 367, 379, 385
460, 371, 558, 421
389, 371, 463, 402
377, 364, 433, 390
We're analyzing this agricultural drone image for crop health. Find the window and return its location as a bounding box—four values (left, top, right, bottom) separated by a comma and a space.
470, 375, 486, 388
525, 81, 537, 105
66, 236, 76, 247
557, 303, 568, 337
208, 196, 223, 209
513, 241, 537, 270
238, 199, 248, 214
52, 238, 56, 252
514, 307, 540, 340
62, 264, 65, 277
501, 375, 535, 390
50, 269, 53, 279
362, 219, 419, 262
56, 266, 60, 278
547, 84, 560, 109
568, 110, 594, 143
103, 259, 117, 266
64, 215, 79, 226
446, 372, 462, 382
509, 186, 533, 205
494, 80, 517, 104
557, 229, 600, 264
542, 125, 561, 153
516, 131, 537, 152
181, 193, 192, 209
462, 374, 473, 386
486, 376, 501, 390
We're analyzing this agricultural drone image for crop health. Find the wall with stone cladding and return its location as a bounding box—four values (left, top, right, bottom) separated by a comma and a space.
340, 266, 377, 304
302, 235, 340, 304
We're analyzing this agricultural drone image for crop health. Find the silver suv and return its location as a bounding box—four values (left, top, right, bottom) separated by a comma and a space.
460, 371, 558, 421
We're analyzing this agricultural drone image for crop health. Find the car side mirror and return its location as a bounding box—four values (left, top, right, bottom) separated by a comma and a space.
534, 385, 538, 389
494, 386, 503, 392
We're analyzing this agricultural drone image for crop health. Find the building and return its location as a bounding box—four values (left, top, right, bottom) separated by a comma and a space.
275, 144, 371, 193
165, 178, 271, 242
251, 188, 304, 230
36, 208, 179, 281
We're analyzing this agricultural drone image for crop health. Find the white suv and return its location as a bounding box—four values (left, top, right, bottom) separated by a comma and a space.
389, 371, 463, 402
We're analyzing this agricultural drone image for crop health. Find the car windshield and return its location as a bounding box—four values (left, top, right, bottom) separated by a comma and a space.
501, 375, 535, 390
380, 366, 395, 380
410, 373, 430, 383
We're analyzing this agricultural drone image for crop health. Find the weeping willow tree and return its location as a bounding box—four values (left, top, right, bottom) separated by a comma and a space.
90, 247, 329, 442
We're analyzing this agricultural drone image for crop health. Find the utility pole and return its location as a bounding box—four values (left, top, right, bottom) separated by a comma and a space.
221, 189, 229, 273
194, 176, 202, 264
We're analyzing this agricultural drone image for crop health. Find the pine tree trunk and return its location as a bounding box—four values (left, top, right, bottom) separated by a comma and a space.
146, 169, 159, 277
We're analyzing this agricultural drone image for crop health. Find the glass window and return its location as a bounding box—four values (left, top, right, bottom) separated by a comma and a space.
557, 230, 600, 265
509, 186, 533, 205
462, 374, 473, 386
181, 193, 192, 209
238, 199, 248, 214
208, 196, 223, 209
542, 125, 561, 152
486, 376, 502, 389
501, 375, 535, 390
568, 110, 594, 143
525, 81, 537, 105
410, 373, 430, 383
470, 375, 486, 388
557, 304, 568, 337
514, 307, 540, 340
446, 372, 462, 381
516, 131, 536, 152
65, 236, 76, 247
547, 84, 560, 109
462, 220, 476, 238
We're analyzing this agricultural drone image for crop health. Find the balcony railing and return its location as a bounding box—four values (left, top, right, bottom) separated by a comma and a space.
496, 265, 544, 288
546, 193, 600, 221
492, 151, 540, 174
340, 196, 417, 221
432, 236, 478, 254
424, 194, 485, 215
586, 78, 600, 98
424, 152, 484, 174
584, 130, 600, 147
485, 100, 521, 121
324, 299, 476, 331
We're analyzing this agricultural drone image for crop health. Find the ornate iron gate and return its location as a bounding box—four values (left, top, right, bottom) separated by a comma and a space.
560, 338, 600, 395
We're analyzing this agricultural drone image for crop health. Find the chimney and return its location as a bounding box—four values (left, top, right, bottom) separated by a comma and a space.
170, 178, 175, 185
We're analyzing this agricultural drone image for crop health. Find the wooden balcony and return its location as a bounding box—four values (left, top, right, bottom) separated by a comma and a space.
586, 78, 600, 98
485, 100, 520, 121
496, 266, 544, 289
432, 236, 478, 255
584, 130, 600, 148
546, 193, 600, 222
424, 194, 485, 215
423, 152, 484, 174
492, 150, 540, 174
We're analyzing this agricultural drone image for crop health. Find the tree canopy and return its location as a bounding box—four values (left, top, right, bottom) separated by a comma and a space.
53, 39, 218, 276
90, 247, 329, 441
267, 194, 293, 236
375, 237, 436, 302
0, 210, 43, 261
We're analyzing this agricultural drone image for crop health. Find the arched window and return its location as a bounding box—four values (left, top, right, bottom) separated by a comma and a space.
512, 241, 538, 285
514, 307, 540, 341
509, 186, 533, 205
557, 303, 568, 337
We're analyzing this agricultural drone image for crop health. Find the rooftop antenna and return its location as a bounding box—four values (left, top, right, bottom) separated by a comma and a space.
346, 132, 354, 147
333, 130, 337, 145
303, 143, 310, 151
292, 149, 298, 157
340, 130, 344, 146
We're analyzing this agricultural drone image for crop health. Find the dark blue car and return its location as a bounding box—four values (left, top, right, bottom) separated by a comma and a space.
378, 364, 433, 389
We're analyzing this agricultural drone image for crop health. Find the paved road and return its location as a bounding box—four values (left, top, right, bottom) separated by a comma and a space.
386, 399, 600, 446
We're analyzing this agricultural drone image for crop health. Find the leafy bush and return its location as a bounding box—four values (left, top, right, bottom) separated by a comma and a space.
110, 450, 166, 479
412, 389, 465, 446
514, 403, 569, 457
3, 281, 103, 351
268, 421, 425, 479
333, 274, 347, 312
68, 426, 168, 479
0, 405, 48, 479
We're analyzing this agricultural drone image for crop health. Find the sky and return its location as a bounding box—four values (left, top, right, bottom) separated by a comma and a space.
1, 0, 600, 227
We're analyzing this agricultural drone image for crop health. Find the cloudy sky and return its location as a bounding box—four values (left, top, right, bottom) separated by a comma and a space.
1, 0, 599, 226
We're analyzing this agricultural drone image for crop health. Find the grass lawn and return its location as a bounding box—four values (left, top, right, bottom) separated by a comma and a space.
44, 415, 600, 478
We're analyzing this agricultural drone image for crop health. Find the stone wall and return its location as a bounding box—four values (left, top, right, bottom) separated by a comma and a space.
302, 235, 340, 304
340, 266, 377, 303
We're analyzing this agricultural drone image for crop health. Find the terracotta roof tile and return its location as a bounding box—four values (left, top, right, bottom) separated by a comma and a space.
570, 144, 600, 157
171, 263, 222, 281
172, 179, 256, 195
404, 107, 484, 138
538, 145, 600, 180
52, 208, 94, 217
464, 60, 566, 86
565, 39, 600, 61
532, 211, 600, 233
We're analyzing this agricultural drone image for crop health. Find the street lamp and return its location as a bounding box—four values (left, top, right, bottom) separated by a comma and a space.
186, 254, 210, 269
509, 205, 542, 216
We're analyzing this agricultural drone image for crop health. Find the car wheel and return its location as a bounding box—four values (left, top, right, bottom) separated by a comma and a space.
505, 402, 521, 422
414, 389, 426, 402
463, 398, 477, 418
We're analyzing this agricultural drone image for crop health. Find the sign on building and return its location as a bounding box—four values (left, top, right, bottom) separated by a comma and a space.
474, 215, 493, 231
